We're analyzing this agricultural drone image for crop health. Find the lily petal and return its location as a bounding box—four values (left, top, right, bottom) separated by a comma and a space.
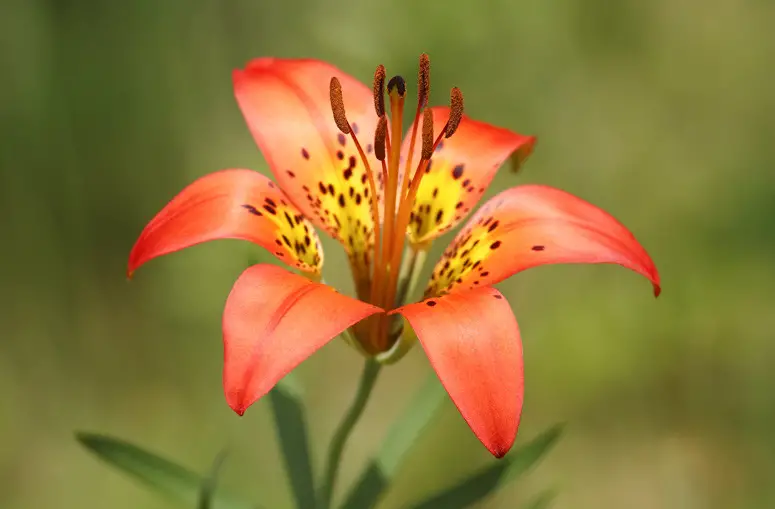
128, 169, 323, 276
234, 58, 381, 270
401, 107, 535, 245
223, 264, 382, 414
394, 287, 523, 458
426, 185, 661, 297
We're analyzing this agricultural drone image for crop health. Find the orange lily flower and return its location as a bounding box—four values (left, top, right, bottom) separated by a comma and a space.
128, 56, 660, 458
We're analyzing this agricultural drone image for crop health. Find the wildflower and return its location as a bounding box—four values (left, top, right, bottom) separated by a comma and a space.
129, 56, 659, 457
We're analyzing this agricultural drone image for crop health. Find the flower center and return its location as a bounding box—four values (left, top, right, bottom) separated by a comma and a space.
329, 54, 464, 353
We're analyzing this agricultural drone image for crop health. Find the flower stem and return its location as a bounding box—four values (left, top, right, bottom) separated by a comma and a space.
317, 358, 381, 509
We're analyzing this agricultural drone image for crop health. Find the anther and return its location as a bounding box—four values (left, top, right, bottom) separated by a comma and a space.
329, 77, 350, 134
418, 54, 431, 108
374, 115, 388, 161
373, 65, 386, 117
387, 75, 406, 97
421, 109, 434, 160
446, 87, 464, 138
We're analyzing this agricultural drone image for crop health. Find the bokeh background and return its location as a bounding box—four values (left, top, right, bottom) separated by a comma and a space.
2, 0, 774, 507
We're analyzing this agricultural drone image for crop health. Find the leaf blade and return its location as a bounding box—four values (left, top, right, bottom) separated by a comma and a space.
76, 432, 253, 509
523, 488, 558, 509
269, 375, 317, 509
409, 424, 564, 509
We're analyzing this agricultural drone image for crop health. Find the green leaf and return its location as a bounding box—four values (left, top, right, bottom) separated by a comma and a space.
198, 450, 228, 509
523, 489, 558, 509
269, 374, 317, 509
341, 375, 447, 509
409, 424, 564, 509
76, 432, 254, 509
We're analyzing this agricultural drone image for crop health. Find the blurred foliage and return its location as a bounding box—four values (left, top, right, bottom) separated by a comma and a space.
1, 0, 774, 508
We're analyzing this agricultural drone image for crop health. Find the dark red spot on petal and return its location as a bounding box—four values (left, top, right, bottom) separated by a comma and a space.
452, 164, 464, 179
532, 245, 545, 251
241, 204, 262, 216
426, 300, 437, 307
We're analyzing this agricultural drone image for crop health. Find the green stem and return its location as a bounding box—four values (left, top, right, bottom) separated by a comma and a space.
317, 358, 382, 509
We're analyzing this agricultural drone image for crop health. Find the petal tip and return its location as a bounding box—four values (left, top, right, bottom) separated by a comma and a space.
486, 438, 514, 459
229, 400, 247, 416
653, 283, 662, 298
511, 136, 537, 174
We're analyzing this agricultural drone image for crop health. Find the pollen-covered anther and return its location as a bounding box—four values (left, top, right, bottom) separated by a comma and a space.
387, 75, 406, 98
418, 53, 431, 108
374, 115, 388, 161
421, 109, 434, 160
373, 65, 386, 117
329, 77, 350, 134
446, 87, 464, 138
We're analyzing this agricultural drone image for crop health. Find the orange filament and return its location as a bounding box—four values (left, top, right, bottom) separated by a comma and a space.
382, 125, 449, 322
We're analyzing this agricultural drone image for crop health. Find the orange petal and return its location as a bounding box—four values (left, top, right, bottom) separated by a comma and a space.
234, 59, 381, 267
401, 107, 535, 244
426, 185, 661, 297
394, 287, 523, 458
128, 169, 323, 276
223, 264, 382, 414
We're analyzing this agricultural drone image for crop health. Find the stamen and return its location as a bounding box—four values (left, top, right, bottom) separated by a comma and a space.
421, 109, 434, 160
399, 55, 432, 207
446, 87, 464, 138
418, 53, 431, 109
373, 65, 386, 117
329, 77, 350, 134
374, 115, 387, 162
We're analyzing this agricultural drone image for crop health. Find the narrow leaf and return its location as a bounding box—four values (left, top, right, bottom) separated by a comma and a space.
198, 450, 228, 509
409, 424, 564, 509
76, 432, 253, 509
269, 374, 317, 509
523, 489, 558, 509
341, 375, 447, 509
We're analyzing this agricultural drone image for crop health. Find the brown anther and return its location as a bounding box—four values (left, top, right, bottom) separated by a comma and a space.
329, 77, 350, 134
387, 75, 406, 97
374, 115, 388, 161
421, 109, 434, 160
418, 54, 431, 108
446, 87, 464, 138
373, 65, 386, 117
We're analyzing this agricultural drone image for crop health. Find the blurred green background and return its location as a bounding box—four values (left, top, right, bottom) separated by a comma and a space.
2, 0, 774, 507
